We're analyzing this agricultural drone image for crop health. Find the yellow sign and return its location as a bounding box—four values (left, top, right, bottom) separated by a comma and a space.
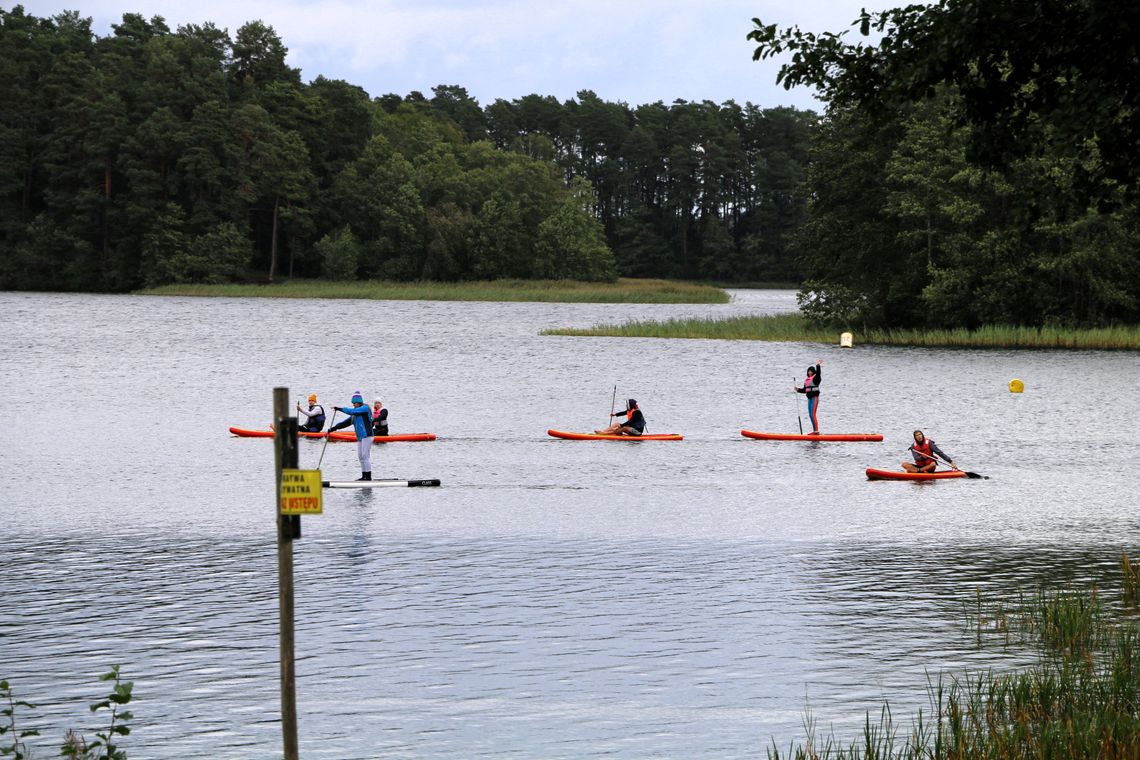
280, 469, 323, 515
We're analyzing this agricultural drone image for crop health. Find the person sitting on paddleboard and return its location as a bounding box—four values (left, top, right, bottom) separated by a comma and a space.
794, 360, 822, 434
372, 398, 388, 437
902, 430, 956, 473
296, 393, 326, 432
328, 392, 375, 480
595, 399, 646, 436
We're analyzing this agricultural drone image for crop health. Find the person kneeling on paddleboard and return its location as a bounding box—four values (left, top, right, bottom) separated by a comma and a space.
794, 360, 822, 434
372, 398, 389, 437
296, 393, 326, 432
903, 430, 956, 473
595, 399, 646, 437
329, 392, 375, 480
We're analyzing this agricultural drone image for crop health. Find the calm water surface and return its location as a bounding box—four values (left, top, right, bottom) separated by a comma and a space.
2, 290, 1138, 758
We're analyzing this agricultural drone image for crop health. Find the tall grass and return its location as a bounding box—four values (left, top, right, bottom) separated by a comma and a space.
770, 562, 1140, 759
544, 314, 1140, 350
137, 277, 729, 304
966, 584, 1111, 656
545, 313, 821, 340
1123, 554, 1140, 605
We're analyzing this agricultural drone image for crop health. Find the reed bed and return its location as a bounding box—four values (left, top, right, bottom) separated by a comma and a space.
1123, 554, 1140, 605
138, 278, 729, 304
769, 562, 1140, 759
544, 314, 827, 340
544, 314, 1140, 349
966, 584, 1111, 655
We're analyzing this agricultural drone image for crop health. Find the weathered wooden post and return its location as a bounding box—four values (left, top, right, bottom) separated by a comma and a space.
273, 387, 300, 760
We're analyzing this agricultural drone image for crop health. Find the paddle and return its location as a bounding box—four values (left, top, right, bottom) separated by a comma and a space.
316, 408, 339, 470
608, 385, 617, 429
909, 447, 988, 479
793, 377, 803, 435
295, 397, 315, 432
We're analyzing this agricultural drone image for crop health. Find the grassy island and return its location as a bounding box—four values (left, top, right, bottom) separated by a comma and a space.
543, 314, 1140, 350
137, 278, 729, 304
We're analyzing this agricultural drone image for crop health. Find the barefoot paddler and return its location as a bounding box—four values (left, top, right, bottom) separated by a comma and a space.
902, 430, 956, 473
595, 399, 646, 437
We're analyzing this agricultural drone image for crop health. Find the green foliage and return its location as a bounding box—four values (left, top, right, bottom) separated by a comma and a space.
769, 570, 1140, 759
62, 666, 134, 760
429, 84, 487, 143
750, 2, 1140, 329
418, 202, 472, 280
468, 195, 529, 279
6, 2, 1140, 326
754, 2, 1140, 195
0, 6, 819, 291
315, 226, 359, 281
534, 200, 616, 282
139, 277, 728, 303
0, 215, 95, 291
0, 667, 133, 760
139, 203, 191, 287
195, 222, 253, 282
0, 680, 40, 760
545, 313, 1140, 350
796, 283, 871, 327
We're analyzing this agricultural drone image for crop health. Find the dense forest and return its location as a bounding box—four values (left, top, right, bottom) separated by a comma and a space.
0, 5, 814, 292
4, 2, 1139, 330
752, 0, 1140, 328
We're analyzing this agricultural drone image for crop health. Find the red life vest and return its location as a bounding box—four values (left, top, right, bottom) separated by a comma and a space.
912, 439, 937, 465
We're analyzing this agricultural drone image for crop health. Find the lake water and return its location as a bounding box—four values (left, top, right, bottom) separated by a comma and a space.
2, 290, 1138, 758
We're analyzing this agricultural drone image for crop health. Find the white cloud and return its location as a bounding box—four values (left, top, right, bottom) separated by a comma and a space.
24, 0, 900, 107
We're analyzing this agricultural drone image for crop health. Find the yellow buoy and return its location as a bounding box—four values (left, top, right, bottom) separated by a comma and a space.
1009, 378, 1024, 393
840, 331, 854, 348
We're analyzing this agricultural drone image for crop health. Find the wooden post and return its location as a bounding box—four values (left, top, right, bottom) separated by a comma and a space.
273, 387, 300, 760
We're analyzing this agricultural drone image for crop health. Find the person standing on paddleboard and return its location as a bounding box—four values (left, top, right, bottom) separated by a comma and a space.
296, 393, 327, 432
328, 392, 375, 480
794, 360, 822, 434
372, 398, 389, 438
595, 399, 646, 436
902, 430, 956, 473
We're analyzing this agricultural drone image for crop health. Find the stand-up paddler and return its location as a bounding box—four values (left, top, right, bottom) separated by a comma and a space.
794, 360, 822, 434
329, 392, 374, 480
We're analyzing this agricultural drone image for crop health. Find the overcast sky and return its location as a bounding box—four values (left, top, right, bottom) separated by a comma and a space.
22, 0, 902, 110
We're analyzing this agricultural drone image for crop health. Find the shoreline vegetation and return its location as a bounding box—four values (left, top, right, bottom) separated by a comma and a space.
769, 557, 1140, 759
543, 314, 1140, 350
136, 278, 730, 304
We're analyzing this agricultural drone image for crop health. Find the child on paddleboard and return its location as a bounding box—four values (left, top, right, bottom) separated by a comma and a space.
794, 359, 822, 434
372, 399, 389, 437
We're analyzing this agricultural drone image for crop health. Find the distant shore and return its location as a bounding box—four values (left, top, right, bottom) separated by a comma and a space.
137, 278, 729, 304
543, 313, 1140, 350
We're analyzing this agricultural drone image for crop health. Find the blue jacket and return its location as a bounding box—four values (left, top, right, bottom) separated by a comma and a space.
330, 404, 373, 439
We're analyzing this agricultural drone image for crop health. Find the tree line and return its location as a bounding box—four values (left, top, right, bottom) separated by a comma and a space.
9, 3, 1134, 330
752, 0, 1140, 329
0, 6, 815, 292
